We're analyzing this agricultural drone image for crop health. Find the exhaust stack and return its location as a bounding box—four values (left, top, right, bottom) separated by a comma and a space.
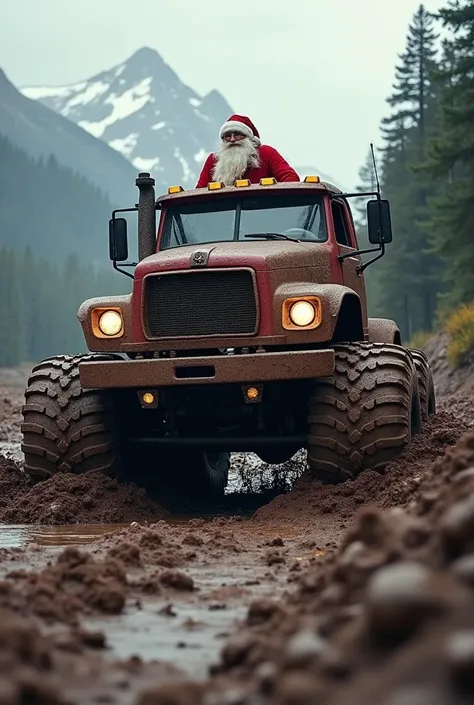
136, 172, 156, 260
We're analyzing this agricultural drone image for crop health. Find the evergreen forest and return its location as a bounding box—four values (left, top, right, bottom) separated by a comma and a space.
357, 0, 474, 341
0, 136, 130, 366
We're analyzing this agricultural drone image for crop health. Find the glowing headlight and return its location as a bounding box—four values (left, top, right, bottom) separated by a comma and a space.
98, 310, 123, 336
289, 300, 316, 327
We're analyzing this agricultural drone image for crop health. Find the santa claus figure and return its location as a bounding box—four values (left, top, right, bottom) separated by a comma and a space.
195, 114, 299, 188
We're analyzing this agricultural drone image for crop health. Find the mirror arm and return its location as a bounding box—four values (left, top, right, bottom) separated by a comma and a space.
112, 261, 135, 279
356, 243, 385, 274
338, 245, 382, 262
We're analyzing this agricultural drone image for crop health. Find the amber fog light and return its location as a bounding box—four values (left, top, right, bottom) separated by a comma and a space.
282, 297, 322, 331
137, 390, 159, 408
91, 307, 124, 338
242, 384, 263, 403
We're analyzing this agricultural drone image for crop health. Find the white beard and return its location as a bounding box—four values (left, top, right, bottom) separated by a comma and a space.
211, 137, 261, 186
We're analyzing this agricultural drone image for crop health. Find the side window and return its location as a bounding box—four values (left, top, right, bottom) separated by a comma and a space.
331, 201, 350, 247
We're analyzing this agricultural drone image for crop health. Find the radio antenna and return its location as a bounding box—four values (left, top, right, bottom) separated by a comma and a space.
370, 142, 381, 197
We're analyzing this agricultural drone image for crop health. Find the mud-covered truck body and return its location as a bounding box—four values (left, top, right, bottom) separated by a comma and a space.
21, 173, 436, 499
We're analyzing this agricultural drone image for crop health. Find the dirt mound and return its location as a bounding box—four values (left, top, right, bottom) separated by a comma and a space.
0, 591, 182, 705
252, 407, 470, 528
0, 464, 168, 525
0, 455, 29, 510
3, 546, 128, 625
0, 606, 67, 704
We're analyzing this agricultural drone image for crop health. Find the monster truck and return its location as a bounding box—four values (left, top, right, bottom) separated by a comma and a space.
20, 172, 436, 500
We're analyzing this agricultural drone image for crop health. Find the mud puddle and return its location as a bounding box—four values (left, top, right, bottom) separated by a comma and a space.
0, 522, 127, 549
0, 519, 295, 682
80, 561, 266, 680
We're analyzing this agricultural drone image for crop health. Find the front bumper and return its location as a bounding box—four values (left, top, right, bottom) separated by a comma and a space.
78, 349, 335, 389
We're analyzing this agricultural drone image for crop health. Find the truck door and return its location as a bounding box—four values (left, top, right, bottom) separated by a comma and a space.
331, 198, 368, 330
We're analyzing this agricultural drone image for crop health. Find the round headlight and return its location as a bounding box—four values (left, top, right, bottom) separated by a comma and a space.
98, 310, 123, 336
289, 300, 315, 327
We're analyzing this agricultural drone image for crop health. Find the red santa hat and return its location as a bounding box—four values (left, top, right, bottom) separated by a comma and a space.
219, 114, 261, 145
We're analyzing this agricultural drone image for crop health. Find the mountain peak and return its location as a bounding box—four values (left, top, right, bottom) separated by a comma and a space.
20, 50, 234, 189
128, 46, 162, 61
125, 46, 167, 71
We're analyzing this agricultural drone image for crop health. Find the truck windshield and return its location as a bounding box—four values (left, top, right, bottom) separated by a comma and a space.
160, 194, 327, 249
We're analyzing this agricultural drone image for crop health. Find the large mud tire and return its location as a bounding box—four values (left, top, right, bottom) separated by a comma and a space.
21, 354, 122, 484
307, 343, 422, 483
409, 348, 436, 421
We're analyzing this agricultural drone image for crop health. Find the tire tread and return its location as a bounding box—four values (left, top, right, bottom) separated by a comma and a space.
21, 353, 121, 483
308, 342, 419, 482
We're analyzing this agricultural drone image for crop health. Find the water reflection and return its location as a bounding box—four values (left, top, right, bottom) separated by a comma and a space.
0, 523, 126, 549
0, 517, 217, 550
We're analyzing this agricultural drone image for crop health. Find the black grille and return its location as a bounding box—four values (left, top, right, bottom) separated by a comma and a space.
145, 269, 258, 337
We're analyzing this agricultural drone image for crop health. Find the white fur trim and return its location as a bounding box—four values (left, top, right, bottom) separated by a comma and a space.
220, 120, 254, 140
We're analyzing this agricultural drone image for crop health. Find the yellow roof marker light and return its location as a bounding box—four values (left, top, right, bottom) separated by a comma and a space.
260, 177, 276, 185
234, 179, 251, 187
304, 175, 320, 183
168, 185, 184, 193
208, 181, 224, 190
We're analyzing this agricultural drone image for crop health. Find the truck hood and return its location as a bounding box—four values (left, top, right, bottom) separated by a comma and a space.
135, 240, 331, 278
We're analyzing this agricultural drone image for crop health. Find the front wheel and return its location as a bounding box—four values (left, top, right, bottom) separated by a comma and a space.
21, 354, 123, 484
307, 343, 422, 484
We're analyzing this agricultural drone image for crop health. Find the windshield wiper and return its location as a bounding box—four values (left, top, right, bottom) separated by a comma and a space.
244, 232, 298, 242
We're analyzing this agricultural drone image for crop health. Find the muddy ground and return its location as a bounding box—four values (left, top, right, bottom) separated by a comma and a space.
0, 360, 473, 703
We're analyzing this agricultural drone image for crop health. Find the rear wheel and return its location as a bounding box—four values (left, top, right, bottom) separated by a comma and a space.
178, 450, 230, 499
21, 354, 122, 484
307, 342, 422, 484
409, 348, 436, 421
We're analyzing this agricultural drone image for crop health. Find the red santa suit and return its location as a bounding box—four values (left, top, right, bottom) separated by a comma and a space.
195, 114, 299, 188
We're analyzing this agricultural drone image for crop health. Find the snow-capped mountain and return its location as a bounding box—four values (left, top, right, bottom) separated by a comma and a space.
21, 47, 233, 192
0, 68, 138, 206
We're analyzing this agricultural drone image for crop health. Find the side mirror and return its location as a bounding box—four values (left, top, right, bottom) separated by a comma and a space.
109, 218, 129, 261
367, 199, 393, 245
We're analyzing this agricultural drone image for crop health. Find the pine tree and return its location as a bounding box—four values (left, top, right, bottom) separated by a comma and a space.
372, 4, 442, 337
382, 4, 439, 155
421, 0, 474, 308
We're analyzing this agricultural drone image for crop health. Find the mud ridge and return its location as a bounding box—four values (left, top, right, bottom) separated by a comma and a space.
0, 460, 169, 525
252, 404, 471, 528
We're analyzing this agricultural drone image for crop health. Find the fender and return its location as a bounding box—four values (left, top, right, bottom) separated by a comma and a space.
77, 294, 133, 351
368, 317, 401, 345
273, 283, 364, 340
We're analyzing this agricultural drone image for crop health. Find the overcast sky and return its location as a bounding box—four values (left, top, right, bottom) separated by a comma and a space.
1, 0, 444, 189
